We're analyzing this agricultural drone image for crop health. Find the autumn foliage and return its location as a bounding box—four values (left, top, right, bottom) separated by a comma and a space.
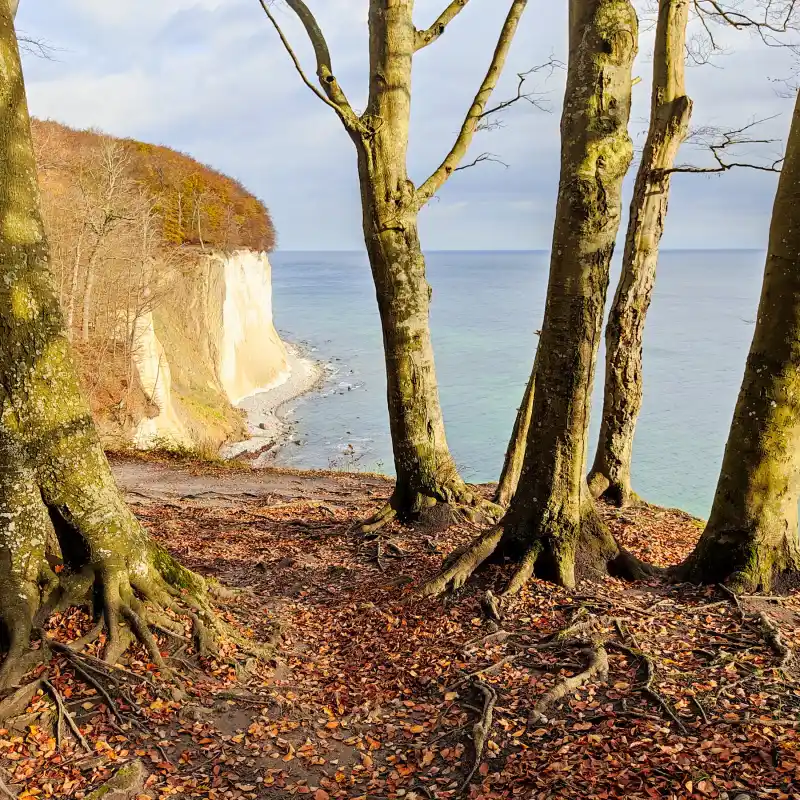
33, 119, 276, 253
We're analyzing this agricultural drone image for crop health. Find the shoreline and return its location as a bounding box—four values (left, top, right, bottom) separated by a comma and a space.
221, 341, 327, 465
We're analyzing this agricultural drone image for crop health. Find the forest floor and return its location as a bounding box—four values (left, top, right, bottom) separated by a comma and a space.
2, 455, 799, 800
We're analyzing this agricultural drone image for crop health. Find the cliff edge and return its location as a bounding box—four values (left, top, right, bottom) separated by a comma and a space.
32, 120, 287, 451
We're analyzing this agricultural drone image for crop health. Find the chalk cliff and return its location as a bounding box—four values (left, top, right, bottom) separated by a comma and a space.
131, 250, 289, 450
30, 119, 283, 453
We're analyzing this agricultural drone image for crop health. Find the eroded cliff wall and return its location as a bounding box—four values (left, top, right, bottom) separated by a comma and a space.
131, 250, 289, 450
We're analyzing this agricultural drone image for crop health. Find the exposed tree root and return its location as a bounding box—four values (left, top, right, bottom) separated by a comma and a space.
755, 611, 794, 668
0, 773, 16, 800
459, 679, 496, 793
423, 503, 659, 598
361, 482, 502, 536
422, 526, 504, 596
586, 470, 639, 509
529, 642, 609, 726
609, 621, 688, 734
717, 585, 794, 671
42, 678, 90, 751
0, 542, 272, 697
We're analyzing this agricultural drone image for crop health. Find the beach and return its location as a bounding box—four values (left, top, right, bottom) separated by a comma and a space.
221, 341, 326, 465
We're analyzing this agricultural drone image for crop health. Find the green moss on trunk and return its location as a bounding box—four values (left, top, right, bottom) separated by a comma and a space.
679, 91, 800, 593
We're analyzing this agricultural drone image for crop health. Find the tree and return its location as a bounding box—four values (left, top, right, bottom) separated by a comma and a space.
425, 0, 649, 596
497, 0, 789, 510
676, 87, 800, 593
260, 0, 528, 528
495, 366, 534, 506
587, 0, 693, 506
0, 1, 225, 687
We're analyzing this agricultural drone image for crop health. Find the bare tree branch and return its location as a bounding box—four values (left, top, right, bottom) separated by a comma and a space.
694, 0, 799, 35
415, 0, 529, 209
415, 0, 473, 51
18, 34, 59, 60
454, 152, 509, 172
691, 0, 800, 56
257, 0, 365, 133
477, 58, 564, 129
670, 116, 785, 173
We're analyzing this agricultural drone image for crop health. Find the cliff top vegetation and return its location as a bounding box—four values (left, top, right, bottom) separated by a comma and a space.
32, 118, 276, 253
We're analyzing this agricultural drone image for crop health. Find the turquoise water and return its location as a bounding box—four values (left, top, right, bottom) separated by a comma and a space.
270, 250, 764, 519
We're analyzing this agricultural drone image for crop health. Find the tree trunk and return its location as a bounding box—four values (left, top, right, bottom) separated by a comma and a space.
426, 0, 648, 596
66, 229, 83, 340
354, 1, 491, 528
81, 249, 97, 343
495, 370, 535, 507
677, 90, 800, 593
0, 4, 220, 686
588, 0, 692, 506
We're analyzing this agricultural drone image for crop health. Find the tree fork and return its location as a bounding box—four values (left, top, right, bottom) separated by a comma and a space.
262, 0, 528, 527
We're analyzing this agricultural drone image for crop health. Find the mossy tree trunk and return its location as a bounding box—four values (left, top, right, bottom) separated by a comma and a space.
0, 3, 217, 687
353, 4, 469, 522
426, 0, 651, 596
588, 0, 692, 506
677, 89, 800, 594
263, 0, 528, 527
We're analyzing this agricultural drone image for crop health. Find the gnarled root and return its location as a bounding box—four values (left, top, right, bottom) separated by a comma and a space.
529, 642, 609, 725
421, 526, 505, 596
587, 469, 640, 508
423, 503, 660, 598
362, 482, 502, 536
0, 540, 261, 690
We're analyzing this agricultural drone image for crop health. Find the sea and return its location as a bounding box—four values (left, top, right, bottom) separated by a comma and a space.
269, 250, 764, 520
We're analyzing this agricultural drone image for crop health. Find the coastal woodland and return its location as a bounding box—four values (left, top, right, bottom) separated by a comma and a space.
0, 1, 799, 799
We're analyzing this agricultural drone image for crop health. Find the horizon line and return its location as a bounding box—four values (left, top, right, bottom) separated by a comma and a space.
271, 247, 768, 254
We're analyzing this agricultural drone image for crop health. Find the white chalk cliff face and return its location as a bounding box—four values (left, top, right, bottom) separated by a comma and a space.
132, 250, 289, 448
131, 312, 192, 449
219, 251, 290, 404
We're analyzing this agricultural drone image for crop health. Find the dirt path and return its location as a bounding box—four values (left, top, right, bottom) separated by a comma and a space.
110, 455, 392, 507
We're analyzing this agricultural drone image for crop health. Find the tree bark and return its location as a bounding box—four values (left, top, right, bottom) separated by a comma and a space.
677, 90, 800, 593
81, 247, 99, 343
262, 0, 527, 527
0, 3, 218, 685
355, 0, 510, 525
66, 229, 84, 341
495, 369, 535, 507
588, 0, 692, 506
426, 0, 648, 596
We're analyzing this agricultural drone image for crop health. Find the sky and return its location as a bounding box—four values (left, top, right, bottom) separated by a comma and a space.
16, 0, 799, 251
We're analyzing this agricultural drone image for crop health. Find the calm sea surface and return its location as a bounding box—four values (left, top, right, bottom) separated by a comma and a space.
270, 250, 764, 519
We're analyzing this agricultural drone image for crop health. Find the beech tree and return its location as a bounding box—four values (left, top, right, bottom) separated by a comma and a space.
259, 0, 528, 528
587, 0, 693, 506
426, 0, 650, 595
676, 87, 800, 593
0, 0, 228, 687
496, 0, 789, 510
